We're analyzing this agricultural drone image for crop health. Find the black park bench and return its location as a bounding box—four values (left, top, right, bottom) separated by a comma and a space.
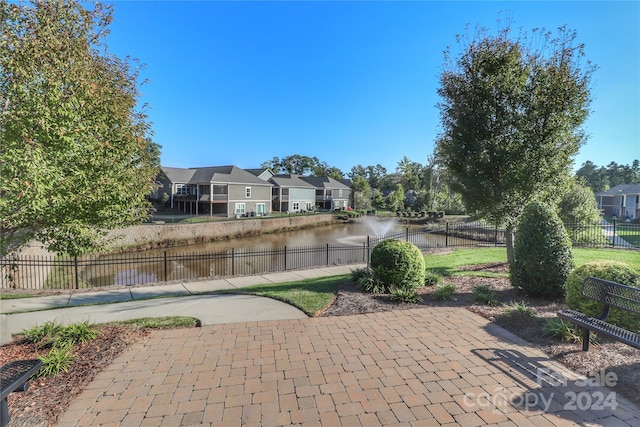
0, 359, 42, 427
557, 277, 640, 351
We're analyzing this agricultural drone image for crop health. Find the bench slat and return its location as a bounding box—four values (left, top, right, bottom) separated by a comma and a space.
558, 309, 640, 349
583, 277, 640, 314
0, 359, 42, 400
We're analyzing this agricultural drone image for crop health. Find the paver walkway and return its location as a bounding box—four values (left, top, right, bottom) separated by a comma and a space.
56, 307, 640, 427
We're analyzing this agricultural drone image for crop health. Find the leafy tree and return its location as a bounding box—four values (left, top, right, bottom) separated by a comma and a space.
351, 176, 372, 210
262, 154, 342, 178
385, 183, 405, 212
556, 177, 600, 224
435, 24, 595, 262
349, 163, 389, 191
1, 0, 159, 256
575, 160, 609, 193
396, 156, 423, 191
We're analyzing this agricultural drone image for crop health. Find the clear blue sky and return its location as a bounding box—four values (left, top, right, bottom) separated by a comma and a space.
105, 1, 639, 175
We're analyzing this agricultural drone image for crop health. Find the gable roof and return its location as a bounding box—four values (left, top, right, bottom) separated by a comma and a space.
161, 166, 271, 186
595, 184, 640, 196
270, 174, 317, 189
161, 166, 196, 183
301, 176, 351, 190
246, 168, 275, 181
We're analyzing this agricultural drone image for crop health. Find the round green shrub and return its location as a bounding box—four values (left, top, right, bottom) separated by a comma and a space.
370, 239, 425, 292
510, 200, 574, 298
565, 260, 640, 332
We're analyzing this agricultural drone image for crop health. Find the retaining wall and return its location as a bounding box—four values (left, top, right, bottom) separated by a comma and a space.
104, 214, 338, 251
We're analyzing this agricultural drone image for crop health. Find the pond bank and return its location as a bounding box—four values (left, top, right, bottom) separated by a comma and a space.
104, 214, 343, 252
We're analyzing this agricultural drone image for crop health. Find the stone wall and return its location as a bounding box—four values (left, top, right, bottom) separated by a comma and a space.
104, 214, 338, 251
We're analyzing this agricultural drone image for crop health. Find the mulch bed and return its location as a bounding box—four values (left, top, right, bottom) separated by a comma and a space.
1, 262, 639, 426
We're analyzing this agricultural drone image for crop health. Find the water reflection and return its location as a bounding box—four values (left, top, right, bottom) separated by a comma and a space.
81, 219, 453, 287
154, 219, 410, 255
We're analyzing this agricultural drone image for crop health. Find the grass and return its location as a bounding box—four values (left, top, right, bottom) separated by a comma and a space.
214, 275, 351, 316
103, 316, 198, 329
0, 293, 33, 300
615, 224, 640, 246
424, 247, 640, 276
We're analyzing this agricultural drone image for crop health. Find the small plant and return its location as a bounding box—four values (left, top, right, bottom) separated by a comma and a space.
357, 275, 387, 294
37, 345, 76, 377
390, 288, 423, 303
472, 285, 497, 306
23, 321, 64, 346
501, 301, 535, 317
53, 322, 100, 348
542, 318, 596, 345
351, 267, 373, 282
424, 271, 443, 287
433, 283, 456, 301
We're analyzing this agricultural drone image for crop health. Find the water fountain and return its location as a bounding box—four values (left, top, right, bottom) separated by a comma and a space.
336, 217, 398, 246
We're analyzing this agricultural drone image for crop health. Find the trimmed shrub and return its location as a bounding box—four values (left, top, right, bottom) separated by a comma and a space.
510, 201, 574, 298
565, 260, 640, 332
370, 239, 426, 292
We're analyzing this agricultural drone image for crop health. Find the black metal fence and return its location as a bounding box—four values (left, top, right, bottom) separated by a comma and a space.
1, 220, 637, 290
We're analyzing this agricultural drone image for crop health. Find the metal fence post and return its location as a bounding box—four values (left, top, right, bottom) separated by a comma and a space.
164, 251, 168, 281
74, 256, 79, 290
366, 236, 370, 268
232, 248, 235, 276
445, 222, 449, 247
612, 219, 616, 248
284, 246, 287, 271
326, 243, 329, 266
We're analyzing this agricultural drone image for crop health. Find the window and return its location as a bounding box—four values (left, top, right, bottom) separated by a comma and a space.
245, 187, 251, 198
306, 202, 313, 211
292, 202, 300, 211
235, 203, 246, 215
256, 203, 265, 215
338, 189, 343, 198
176, 184, 190, 196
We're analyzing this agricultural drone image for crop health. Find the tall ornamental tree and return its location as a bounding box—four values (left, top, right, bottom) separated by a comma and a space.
0, 1, 160, 256
435, 25, 595, 262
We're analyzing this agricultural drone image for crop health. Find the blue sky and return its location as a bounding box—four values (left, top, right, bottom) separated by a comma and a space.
105, 1, 639, 175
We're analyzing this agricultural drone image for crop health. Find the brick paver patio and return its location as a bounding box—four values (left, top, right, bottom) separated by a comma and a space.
56, 307, 640, 426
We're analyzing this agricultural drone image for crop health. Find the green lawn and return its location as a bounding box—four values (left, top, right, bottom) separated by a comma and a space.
214, 275, 351, 316
424, 247, 640, 276
616, 224, 640, 246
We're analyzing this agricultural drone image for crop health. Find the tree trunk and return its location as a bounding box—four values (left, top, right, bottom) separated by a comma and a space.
505, 224, 515, 265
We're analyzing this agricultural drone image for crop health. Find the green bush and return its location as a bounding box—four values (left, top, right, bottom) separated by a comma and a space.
390, 288, 423, 303
565, 260, 640, 332
501, 301, 535, 317
370, 239, 426, 292
472, 285, 497, 306
510, 201, 574, 298
424, 271, 443, 286
37, 345, 76, 377
433, 283, 456, 301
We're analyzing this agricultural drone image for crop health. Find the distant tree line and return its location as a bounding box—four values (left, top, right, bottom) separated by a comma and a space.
576, 160, 640, 193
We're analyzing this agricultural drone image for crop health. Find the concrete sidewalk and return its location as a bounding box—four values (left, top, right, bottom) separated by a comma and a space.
0, 265, 364, 340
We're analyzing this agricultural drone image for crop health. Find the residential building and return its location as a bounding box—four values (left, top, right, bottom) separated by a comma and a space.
156, 166, 272, 217
301, 176, 352, 211
595, 184, 640, 220
269, 174, 317, 213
